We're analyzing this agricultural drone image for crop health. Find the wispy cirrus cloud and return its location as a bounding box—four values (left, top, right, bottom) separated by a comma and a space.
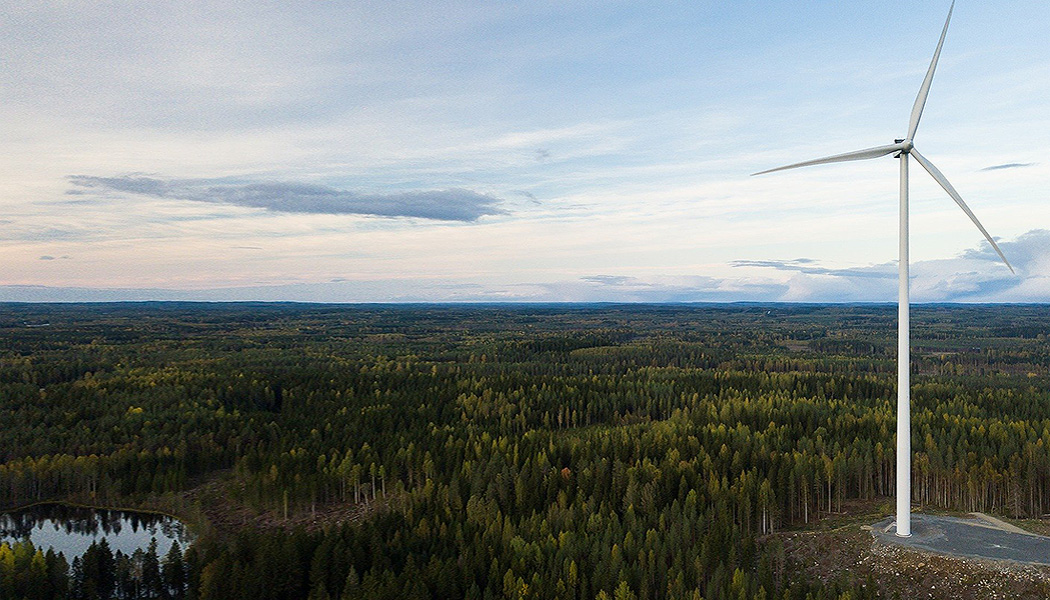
981, 163, 1036, 171
68, 175, 507, 222
581, 275, 644, 286
731, 258, 895, 280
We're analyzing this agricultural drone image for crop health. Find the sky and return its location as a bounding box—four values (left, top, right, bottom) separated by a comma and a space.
3, 1, 1049, 303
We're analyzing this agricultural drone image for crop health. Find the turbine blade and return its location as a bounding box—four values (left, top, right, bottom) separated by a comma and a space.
907, 1, 955, 140
910, 148, 1014, 273
751, 143, 904, 176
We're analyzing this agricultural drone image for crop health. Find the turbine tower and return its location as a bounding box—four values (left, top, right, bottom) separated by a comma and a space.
753, 1, 1012, 537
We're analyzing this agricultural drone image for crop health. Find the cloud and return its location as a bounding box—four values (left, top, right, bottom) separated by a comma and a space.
735, 230, 1050, 302
15, 228, 91, 242
513, 190, 541, 205
38, 255, 71, 261
0, 275, 786, 304
6, 232, 1050, 304
530, 275, 788, 303
68, 175, 507, 222
981, 163, 1036, 171
581, 275, 645, 286
731, 258, 895, 280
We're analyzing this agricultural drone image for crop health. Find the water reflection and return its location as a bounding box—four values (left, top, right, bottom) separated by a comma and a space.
0, 503, 192, 559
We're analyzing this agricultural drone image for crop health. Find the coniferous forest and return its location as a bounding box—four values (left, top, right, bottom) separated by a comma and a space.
3, 302, 1050, 599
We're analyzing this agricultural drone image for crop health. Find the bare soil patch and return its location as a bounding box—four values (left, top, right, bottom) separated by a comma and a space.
173, 471, 385, 537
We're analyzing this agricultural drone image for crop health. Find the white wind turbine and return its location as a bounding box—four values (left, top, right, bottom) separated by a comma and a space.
753, 1, 1013, 537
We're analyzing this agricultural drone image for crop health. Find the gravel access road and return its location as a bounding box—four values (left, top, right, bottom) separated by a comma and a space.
872, 513, 1050, 566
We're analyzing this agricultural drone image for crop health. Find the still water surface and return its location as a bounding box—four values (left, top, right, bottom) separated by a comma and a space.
0, 503, 193, 559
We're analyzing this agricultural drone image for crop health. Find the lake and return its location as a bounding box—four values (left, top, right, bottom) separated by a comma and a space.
0, 503, 193, 559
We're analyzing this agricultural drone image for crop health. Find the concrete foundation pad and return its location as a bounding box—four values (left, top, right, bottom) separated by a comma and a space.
872, 513, 1050, 566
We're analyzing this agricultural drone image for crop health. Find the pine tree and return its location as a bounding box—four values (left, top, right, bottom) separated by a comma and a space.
143, 538, 163, 599
163, 541, 187, 599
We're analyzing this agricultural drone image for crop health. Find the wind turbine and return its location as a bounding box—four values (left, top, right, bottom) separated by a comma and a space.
753, 1, 1013, 538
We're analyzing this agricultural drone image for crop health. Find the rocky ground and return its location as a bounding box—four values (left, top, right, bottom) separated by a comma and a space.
776, 500, 1050, 599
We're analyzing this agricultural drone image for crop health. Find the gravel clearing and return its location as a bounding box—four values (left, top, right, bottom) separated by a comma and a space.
873, 513, 1050, 566
775, 505, 1050, 599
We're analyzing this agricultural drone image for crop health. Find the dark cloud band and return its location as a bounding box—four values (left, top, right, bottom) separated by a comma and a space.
981, 163, 1035, 171
68, 175, 506, 222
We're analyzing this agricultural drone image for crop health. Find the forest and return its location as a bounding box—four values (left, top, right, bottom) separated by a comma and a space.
3, 302, 1050, 599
